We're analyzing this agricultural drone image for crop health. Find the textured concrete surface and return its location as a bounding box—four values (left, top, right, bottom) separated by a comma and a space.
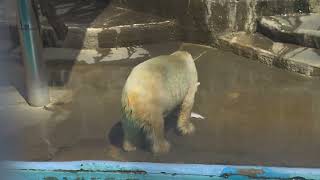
2, 43, 320, 168
258, 13, 320, 49
113, 0, 312, 44
217, 31, 320, 76
0, 55, 54, 161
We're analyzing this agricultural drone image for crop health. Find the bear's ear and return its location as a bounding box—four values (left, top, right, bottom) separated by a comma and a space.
196, 82, 200, 87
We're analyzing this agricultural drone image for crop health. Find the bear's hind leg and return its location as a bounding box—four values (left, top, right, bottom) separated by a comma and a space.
177, 82, 200, 135
122, 119, 141, 152
145, 112, 170, 154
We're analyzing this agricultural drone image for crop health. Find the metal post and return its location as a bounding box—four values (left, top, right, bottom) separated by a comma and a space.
16, 0, 49, 107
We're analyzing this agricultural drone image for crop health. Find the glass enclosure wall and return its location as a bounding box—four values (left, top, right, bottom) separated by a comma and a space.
0, 0, 320, 169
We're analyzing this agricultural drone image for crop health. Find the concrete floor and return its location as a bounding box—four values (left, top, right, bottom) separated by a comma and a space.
2, 43, 320, 168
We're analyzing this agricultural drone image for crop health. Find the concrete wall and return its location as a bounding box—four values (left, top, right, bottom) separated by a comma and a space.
113, 0, 313, 45
0, 0, 19, 51
114, 0, 252, 44
2, 0, 17, 25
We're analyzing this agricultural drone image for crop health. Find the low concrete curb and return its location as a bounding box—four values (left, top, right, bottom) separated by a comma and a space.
217, 32, 320, 77
257, 14, 320, 49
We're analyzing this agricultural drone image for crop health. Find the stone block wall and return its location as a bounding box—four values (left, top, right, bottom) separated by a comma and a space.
114, 0, 252, 44
113, 0, 314, 45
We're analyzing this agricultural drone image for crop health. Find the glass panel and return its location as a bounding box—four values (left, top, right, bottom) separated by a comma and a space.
1, 0, 319, 171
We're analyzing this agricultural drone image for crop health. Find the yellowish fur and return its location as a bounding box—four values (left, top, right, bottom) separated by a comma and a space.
121, 51, 199, 154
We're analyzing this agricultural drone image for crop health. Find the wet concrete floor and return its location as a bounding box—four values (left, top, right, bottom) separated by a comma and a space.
4, 44, 320, 168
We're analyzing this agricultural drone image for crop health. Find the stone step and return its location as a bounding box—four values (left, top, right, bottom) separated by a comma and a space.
217, 31, 320, 77
43, 4, 182, 49
257, 13, 320, 49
